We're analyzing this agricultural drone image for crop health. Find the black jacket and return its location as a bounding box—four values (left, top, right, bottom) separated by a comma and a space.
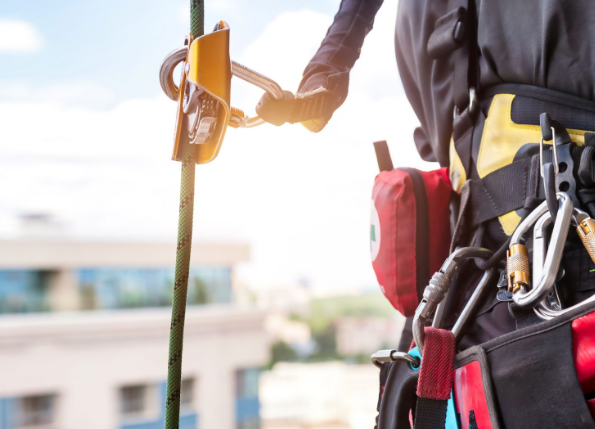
303, 0, 595, 166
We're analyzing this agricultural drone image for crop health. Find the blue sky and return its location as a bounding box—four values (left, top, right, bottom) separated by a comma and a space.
1, 0, 341, 103
0, 0, 428, 293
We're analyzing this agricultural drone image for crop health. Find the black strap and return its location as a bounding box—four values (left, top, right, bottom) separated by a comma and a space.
373, 140, 394, 172
374, 362, 393, 429
450, 0, 477, 112
468, 143, 589, 227
414, 398, 448, 429
427, 8, 466, 59
543, 162, 559, 223
509, 302, 542, 329
468, 156, 539, 227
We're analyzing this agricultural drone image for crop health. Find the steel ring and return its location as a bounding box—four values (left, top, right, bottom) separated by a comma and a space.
159, 46, 188, 101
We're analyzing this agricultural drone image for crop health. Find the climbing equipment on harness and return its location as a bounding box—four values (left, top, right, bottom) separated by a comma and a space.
530, 206, 595, 320
507, 193, 573, 308
159, 22, 287, 164
412, 247, 492, 354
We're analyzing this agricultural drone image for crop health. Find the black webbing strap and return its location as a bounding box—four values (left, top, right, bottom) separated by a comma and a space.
509, 302, 542, 329
374, 362, 392, 429
427, 8, 466, 59
450, 0, 476, 112
414, 398, 449, 429
373, 140, 394, 172
453, 108, 476, 174
468, 155, 543, 227
467, 144, 587, 227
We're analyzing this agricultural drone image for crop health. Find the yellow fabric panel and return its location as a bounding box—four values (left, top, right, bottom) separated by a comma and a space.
449, 137, 466, 194
476, 94, 587, 234
478, 94, 586, 178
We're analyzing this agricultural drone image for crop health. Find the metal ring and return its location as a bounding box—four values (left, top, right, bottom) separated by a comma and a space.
453, 87, 478, 120
159, 46, 188, 101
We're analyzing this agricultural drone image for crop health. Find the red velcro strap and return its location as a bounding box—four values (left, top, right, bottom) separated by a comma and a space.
416, 327, 455, 400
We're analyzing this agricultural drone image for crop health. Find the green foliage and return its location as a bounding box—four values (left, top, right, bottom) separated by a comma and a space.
305, 293, 394, 332
282, 292, 394, 363
268, 341, 299, 368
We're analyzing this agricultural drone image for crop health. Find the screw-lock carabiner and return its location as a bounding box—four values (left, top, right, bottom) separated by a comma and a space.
412, 247, 492, 355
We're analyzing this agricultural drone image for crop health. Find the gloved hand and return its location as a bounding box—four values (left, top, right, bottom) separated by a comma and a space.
256, 70, 343, 132
256, 0, 383, 131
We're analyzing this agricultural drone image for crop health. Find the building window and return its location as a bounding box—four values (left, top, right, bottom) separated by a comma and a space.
15, 394, 57, 428
236, 368, 261, 429
180, 378, 195, 412
119, 384, 158, 421
79, 266, 232, 310
0, 270, 49, 314
120, 385, 146, 416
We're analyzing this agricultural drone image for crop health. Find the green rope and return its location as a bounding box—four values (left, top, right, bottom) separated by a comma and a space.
164, 1, 204, 428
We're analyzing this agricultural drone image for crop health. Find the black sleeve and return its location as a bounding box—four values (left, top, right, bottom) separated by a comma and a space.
395, 0, 454, 166
298, 0, 384, 110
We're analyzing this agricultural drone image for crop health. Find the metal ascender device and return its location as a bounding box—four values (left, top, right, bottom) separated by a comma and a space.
159, 21, 287, 164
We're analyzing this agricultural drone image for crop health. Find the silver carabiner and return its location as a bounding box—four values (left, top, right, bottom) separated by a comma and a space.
512, 193, 573, 308
532, 211, 563, 317
370, 349, 420, 369
534, 207, 595, 320
412, 247, 492, 355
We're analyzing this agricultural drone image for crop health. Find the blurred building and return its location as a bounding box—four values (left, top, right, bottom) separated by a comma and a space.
260, 362, 378, 429
335, 317, 406, 357
0, 239, 268, 429
264, 314, 311, 345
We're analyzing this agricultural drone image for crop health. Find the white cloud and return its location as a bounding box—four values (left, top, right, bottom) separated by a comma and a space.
0, 19, 43, 53
0, 81, 117, 109
0, 0, 427, 295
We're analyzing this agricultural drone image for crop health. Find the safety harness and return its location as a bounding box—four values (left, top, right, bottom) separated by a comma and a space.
372, 0, 595, 428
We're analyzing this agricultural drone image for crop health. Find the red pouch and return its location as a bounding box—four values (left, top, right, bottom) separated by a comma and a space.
370, 142, 452, 316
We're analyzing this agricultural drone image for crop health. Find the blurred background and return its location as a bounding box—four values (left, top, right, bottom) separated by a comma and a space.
0, 0, 430, 428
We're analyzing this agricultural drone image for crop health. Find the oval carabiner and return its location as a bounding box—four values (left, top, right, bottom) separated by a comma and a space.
412, 247, 492, 355
507, 193, 571, 295
534, 208, 595, 320
512, 193, 574, 308
159, 35, 192, 101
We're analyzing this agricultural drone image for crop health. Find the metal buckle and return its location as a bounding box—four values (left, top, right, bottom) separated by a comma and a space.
453, 87, 478, 121
370, 350, 420, 369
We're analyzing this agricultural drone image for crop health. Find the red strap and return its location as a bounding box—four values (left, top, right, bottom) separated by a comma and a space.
587, 398, 595, 421
416, 327, 456, 400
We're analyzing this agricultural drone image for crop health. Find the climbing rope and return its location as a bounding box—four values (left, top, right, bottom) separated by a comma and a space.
164, 1, 204, 428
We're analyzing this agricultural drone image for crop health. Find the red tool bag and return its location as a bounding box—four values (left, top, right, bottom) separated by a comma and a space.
371, 141, 453, 316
